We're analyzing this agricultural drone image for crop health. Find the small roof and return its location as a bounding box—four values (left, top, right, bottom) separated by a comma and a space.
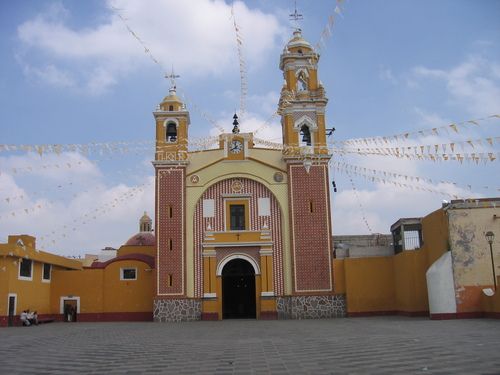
0, 244, 82, 270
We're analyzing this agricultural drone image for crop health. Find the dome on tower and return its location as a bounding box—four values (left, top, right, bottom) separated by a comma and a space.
124, 212, 155, 246
285, 29, 313, 52
157, 86, 185, 112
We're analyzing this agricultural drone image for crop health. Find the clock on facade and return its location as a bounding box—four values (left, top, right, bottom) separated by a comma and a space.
229, 140, 243, 154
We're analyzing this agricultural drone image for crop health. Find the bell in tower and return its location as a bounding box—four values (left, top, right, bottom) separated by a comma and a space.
300, 125, 312, 146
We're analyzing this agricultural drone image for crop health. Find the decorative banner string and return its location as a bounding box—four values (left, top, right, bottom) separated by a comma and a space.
111, 5, 225, 134
0, 161, 150, 204
332, 147, 499, 164
336, 154, 374, 234
331, 160, 499, 194
231, 3, 248, 118
333, 162, 463, 199
38, 180, 153, 250
336, 135, 499, 159
335, 114, 500, 147
0, 141, 153, 157
253, 91, 297, 136
314, 0, 345, 53
111, 5, 163, 68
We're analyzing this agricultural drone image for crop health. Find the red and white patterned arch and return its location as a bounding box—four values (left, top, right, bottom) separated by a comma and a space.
193, 178, 284, 298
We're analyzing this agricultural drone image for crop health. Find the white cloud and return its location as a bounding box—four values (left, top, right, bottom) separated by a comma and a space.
246, 91, 281, 116
332, 178, 476, 235
0, 152, 154, 255
16, 0, 285, 94
20, 63, 76, 89
412, 56, 500, 116
379, 66, 397, 84
1, 152, 101, 182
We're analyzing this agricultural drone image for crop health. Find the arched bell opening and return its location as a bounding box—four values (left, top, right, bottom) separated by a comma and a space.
166, 122, 177, 142
221, 258, 256, 319
300, 124, 312, 146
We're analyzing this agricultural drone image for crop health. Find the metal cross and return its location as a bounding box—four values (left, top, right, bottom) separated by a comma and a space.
165, 66, 180, 88
289, 1, 303, 29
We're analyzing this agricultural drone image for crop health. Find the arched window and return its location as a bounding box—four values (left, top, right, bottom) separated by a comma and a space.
300, 125, 312, 146
166, 122, 177, 142
169, 105, 174, 111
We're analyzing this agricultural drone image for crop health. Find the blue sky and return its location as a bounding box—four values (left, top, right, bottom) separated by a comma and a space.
0, 0, 499, 255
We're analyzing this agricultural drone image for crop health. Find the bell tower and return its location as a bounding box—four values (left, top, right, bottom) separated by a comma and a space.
154, 85, 189, 162
278, 29, 329, 156
279, 29, 333, 294
153, 81, 190, 304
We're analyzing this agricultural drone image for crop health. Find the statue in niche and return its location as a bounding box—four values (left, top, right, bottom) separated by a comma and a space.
297, 71, 308, 92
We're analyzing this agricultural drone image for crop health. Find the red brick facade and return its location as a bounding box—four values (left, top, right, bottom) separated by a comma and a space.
156, 167, 186, 296
288, 163, 333, 293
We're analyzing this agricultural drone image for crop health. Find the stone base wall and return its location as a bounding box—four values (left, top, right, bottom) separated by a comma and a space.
276, 295, 346, 319
154, 298, 201, 322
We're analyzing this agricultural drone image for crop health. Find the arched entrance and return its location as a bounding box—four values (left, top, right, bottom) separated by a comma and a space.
222, 259, 256, 319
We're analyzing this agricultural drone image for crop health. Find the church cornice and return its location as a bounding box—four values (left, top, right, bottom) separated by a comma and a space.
152, 160, 190, 167
281, 106, 327, 115
283, 155, 332, 163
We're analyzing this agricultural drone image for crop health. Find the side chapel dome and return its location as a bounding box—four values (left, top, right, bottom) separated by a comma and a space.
124, 212, 155, 246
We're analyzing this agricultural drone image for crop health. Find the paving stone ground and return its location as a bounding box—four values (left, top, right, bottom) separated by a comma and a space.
0, 317, 499, 374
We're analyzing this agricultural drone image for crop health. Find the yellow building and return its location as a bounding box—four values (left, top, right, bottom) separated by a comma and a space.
0, 235, 82, 326
0, 215, 155, 326
333, 198, 500, 319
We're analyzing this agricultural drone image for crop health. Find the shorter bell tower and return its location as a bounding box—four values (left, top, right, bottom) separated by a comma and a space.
153, 82, 190, 310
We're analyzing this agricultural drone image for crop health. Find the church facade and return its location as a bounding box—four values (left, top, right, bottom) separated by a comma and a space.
2, 30, 499, 326
152, 29, 345, 321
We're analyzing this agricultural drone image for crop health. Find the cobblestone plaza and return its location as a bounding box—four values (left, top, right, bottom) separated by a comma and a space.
1, 317, 499, 374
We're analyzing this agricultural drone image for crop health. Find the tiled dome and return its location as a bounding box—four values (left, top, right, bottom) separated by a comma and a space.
124, 232, 156, 246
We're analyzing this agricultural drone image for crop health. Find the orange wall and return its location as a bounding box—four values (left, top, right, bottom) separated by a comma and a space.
393, 251, 429, 312
51, 269, 104, 314
344, 257, 395, 313
339, 251, 429, 314
102, 260, 153, 313
1, 257, 64, 316
0, 258, 9, 315
50, 259, 153, 314
420, 208, 449, 268
333, 259, 346, 294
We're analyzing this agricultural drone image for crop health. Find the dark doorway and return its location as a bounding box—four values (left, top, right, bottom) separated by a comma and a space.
63, 299, 78, 322
8, 296, 15, 327
222, 259, 256, 319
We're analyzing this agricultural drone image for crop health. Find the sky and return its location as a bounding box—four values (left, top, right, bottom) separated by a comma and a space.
0, 0, 499, 256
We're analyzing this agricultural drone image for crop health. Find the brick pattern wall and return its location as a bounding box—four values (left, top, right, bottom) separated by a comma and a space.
288, 164, 332, 292
193, 178, 284, 297
156, 167, 185, 296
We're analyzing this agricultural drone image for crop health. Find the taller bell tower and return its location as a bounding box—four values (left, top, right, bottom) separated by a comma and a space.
279, 29, 333, 294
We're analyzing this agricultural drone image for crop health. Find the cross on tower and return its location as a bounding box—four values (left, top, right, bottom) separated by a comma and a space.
165, 66, 180, 89
289, 1, 303, 30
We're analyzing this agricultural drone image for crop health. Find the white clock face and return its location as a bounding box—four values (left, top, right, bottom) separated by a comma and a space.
229, 140, 243, 154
